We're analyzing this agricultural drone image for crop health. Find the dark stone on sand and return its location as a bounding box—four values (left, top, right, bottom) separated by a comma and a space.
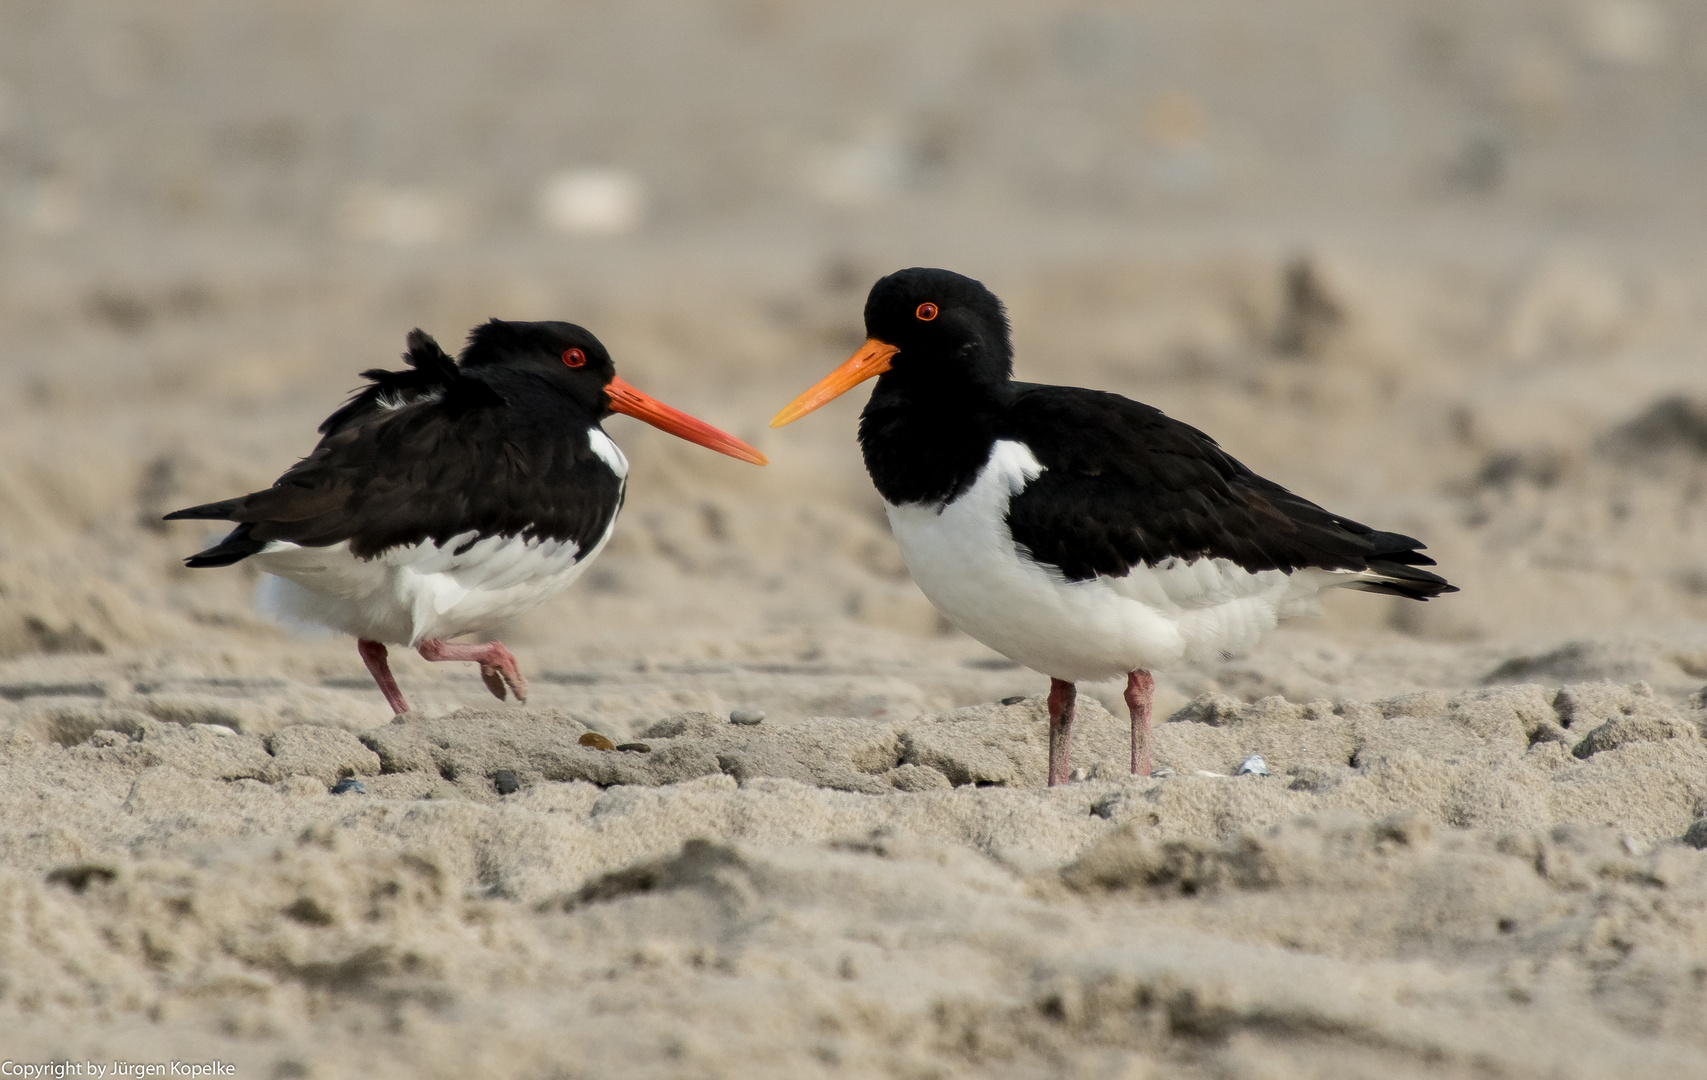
493, 769, 520, 795
284, 897, 336, 925
330, 777, 367, 794
579, 732, 616, 751
45, 864, 118, 893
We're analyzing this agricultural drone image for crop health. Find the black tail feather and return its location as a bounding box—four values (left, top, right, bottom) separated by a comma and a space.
162, 498, 242, 522
1348, 556, 1457, 601
1359, 529, 1440, 567
181, 523, 267, 568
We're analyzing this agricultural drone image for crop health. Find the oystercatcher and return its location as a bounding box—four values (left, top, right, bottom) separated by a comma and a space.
772, 268, 1455, 785
167, 320, 766, 714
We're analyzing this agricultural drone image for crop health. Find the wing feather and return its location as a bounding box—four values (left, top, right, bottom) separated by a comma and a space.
1002, 386, 1455, 599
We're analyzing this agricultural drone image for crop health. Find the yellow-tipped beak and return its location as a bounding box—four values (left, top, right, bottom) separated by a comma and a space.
770, 338, 899, 428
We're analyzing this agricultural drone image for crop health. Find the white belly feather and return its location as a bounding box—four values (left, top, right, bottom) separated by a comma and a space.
885, 440, 1354, 683
253, 525, 611, 646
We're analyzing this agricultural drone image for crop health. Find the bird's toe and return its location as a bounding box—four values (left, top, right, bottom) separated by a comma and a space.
480, 665, 509, 701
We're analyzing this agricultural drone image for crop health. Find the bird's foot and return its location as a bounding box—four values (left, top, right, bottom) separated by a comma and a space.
418, 638, 528, 704
478, 651, 527, 703
481, 643, 527, 703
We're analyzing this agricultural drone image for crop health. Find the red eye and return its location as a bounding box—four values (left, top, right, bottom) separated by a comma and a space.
562, 348, 587, 368
916, 302, 938, 321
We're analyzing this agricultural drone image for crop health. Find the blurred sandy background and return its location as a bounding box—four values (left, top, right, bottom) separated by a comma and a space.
6, 3, 1707, 1077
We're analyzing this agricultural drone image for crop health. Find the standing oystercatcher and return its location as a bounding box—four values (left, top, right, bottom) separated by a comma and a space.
167, 319, 766, 714
772, 268, 1454, 785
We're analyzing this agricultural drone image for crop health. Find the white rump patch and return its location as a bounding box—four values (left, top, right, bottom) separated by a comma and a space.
253, 573, 338, 639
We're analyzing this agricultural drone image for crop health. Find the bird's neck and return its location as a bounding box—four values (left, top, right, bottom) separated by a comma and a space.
858, 363, 1009, 507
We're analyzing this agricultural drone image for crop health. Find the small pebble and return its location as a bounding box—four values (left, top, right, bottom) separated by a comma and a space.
1071, 767, 1087, 781
330, 777, 367, 795
579, 732, 616, 751
615, 742, 651, 753
1000, 695, 1027, 706
1150, 765, 1175, 779
1237, 754, 1269, 777
729, 708, 765, 726
493, 770, 520, 795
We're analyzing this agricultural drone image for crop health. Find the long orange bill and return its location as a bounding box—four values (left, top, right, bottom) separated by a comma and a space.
770, 338, 899, 428
606, 376, 768, 465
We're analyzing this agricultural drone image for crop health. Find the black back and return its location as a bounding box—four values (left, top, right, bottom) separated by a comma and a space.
167, 321, 627, 567
854, 268, 1454, 600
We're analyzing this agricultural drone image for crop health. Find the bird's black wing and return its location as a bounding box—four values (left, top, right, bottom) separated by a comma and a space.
165, 340, 623, 568
1001, 385, 1454, 599
316, 329, 468, 436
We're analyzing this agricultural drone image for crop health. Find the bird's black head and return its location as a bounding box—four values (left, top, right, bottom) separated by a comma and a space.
864, 267, 1013, 382
460, 319, 619, 417
771, 267, 1013, 429
458, 318, 766, 465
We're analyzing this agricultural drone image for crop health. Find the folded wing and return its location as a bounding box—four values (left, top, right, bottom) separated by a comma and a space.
1002, 386, 1455, 600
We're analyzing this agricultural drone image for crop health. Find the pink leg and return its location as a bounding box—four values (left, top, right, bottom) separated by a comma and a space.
358, 639, 411, 715
1047, 678, 1076, 787
417, 638, 528, 703
1126, 670, 1155, 778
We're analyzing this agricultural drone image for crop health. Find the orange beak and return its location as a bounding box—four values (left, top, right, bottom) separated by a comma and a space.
770, 338, 899, 428
606, 376, 767, 465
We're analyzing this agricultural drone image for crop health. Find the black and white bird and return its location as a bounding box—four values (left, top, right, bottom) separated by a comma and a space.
772, 268, 1455, 786
167, 320, 766, 715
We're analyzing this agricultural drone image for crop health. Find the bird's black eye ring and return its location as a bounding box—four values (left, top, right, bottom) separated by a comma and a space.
916, 302, 938, 321
563, 348, 587, 368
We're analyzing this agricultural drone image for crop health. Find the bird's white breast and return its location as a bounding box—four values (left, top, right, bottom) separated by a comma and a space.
586, 429, 629, 479
252, 514, 618, 646
884, 439, 1342, 682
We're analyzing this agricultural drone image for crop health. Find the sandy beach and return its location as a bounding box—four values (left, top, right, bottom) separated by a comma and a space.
5, 2, 1707, 1076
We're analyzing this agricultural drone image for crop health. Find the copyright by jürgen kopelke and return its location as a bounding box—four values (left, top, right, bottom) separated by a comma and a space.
2, 1064, 235, 1077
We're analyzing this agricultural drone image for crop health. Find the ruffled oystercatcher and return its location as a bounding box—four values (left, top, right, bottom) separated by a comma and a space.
772, 268, 1454, 785
169, 320, 766, 714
